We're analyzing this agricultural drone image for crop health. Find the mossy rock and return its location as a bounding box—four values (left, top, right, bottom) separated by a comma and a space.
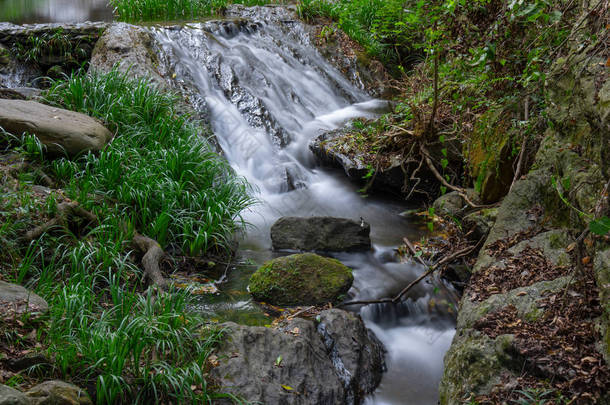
249, 253, 353, 306
465, 107, 518, 203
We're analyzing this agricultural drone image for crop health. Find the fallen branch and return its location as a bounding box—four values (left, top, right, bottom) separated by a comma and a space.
340, 244, 477, 307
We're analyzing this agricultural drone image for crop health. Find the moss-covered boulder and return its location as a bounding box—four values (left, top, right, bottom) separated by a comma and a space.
249, 253, 353, 306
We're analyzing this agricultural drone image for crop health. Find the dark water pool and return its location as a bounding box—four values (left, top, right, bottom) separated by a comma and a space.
0, 0, 113, 24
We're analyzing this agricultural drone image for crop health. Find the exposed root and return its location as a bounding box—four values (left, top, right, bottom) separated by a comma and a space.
25, 202, 169, 290
133, 233, 169, 290
25, 202, 97, 241
9, 161, 55, 188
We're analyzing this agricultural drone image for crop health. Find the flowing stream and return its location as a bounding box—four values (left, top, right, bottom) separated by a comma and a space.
1, 4, 456, 402
153, 8, 456, 404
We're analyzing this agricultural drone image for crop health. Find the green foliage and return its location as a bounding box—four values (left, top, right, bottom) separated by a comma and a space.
42, 69, 254, 256
589, 217, 610, 236
298, 0, 422, 68
1, 56, 255, 405
110, 0, 285, 22
11, 28, 88, 65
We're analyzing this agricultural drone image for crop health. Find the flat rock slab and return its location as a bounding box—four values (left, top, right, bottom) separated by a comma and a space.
210, 309, 384, 405
271, 216, 371, 252
0, 280, 48, 317
0, 100, 112, 157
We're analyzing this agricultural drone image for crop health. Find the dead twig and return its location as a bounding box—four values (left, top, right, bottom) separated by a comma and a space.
420, 143, 493, 209
340, 244, 477, 307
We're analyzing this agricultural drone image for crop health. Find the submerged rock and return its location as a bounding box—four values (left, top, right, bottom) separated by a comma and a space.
249, 253, 353, 306
0, 280, 48, 317
0, 100, 112, 157
26, 381, 91, 405
271, 216, 371, 252
210, 309, 384, 405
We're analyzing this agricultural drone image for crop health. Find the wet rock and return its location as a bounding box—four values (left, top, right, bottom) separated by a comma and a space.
0, 384, 30, 405
209, 309, 384, 405
309, 129, 408, 196
249, 253, 353, 306
25, 381, 91, 405
0, 280, 48, 317
89, 23, 166, 85
0, 43, 38, 88
0, 100, 112, 157
0, 23, 107, 49
432, 190, 481, 219
306, 26, 391, 98
271, 216, 371, 252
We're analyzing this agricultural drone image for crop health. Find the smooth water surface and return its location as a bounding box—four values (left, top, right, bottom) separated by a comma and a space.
0, 0, 113, 24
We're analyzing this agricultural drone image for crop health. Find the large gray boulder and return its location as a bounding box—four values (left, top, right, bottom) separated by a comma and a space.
0, 280, 48, 317
0, 385, 30, 405
271, 216, 371, 252
210, 309, 384, 405
0, 100, 112, 157
249, 253, 353, 306
26, 381, 91, 405
89, 23, 166, 85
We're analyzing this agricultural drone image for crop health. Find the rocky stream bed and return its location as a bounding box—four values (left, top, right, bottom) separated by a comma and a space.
0, 2, 609, 405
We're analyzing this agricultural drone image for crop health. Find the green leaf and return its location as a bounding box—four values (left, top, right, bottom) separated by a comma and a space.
589, 217, 610, 236
441, 158, 449, 169
275, 355, 283, 366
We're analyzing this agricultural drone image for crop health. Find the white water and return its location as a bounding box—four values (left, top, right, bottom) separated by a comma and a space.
154, 9, 455, 404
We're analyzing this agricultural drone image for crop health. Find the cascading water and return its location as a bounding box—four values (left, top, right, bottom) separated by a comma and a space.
153, 7, 456, 404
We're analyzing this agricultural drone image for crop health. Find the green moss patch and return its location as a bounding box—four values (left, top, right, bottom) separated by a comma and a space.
249, 253, 353, 306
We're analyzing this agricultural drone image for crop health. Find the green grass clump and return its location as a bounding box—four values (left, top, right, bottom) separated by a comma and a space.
109, 0, 285, 22
297, 0, 420, 69
43, 69, 254, 256
0, 68, 254, 403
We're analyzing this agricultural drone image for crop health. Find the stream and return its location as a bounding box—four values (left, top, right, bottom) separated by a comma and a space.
1, 4, 457, 404
153, 8, 456, 405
